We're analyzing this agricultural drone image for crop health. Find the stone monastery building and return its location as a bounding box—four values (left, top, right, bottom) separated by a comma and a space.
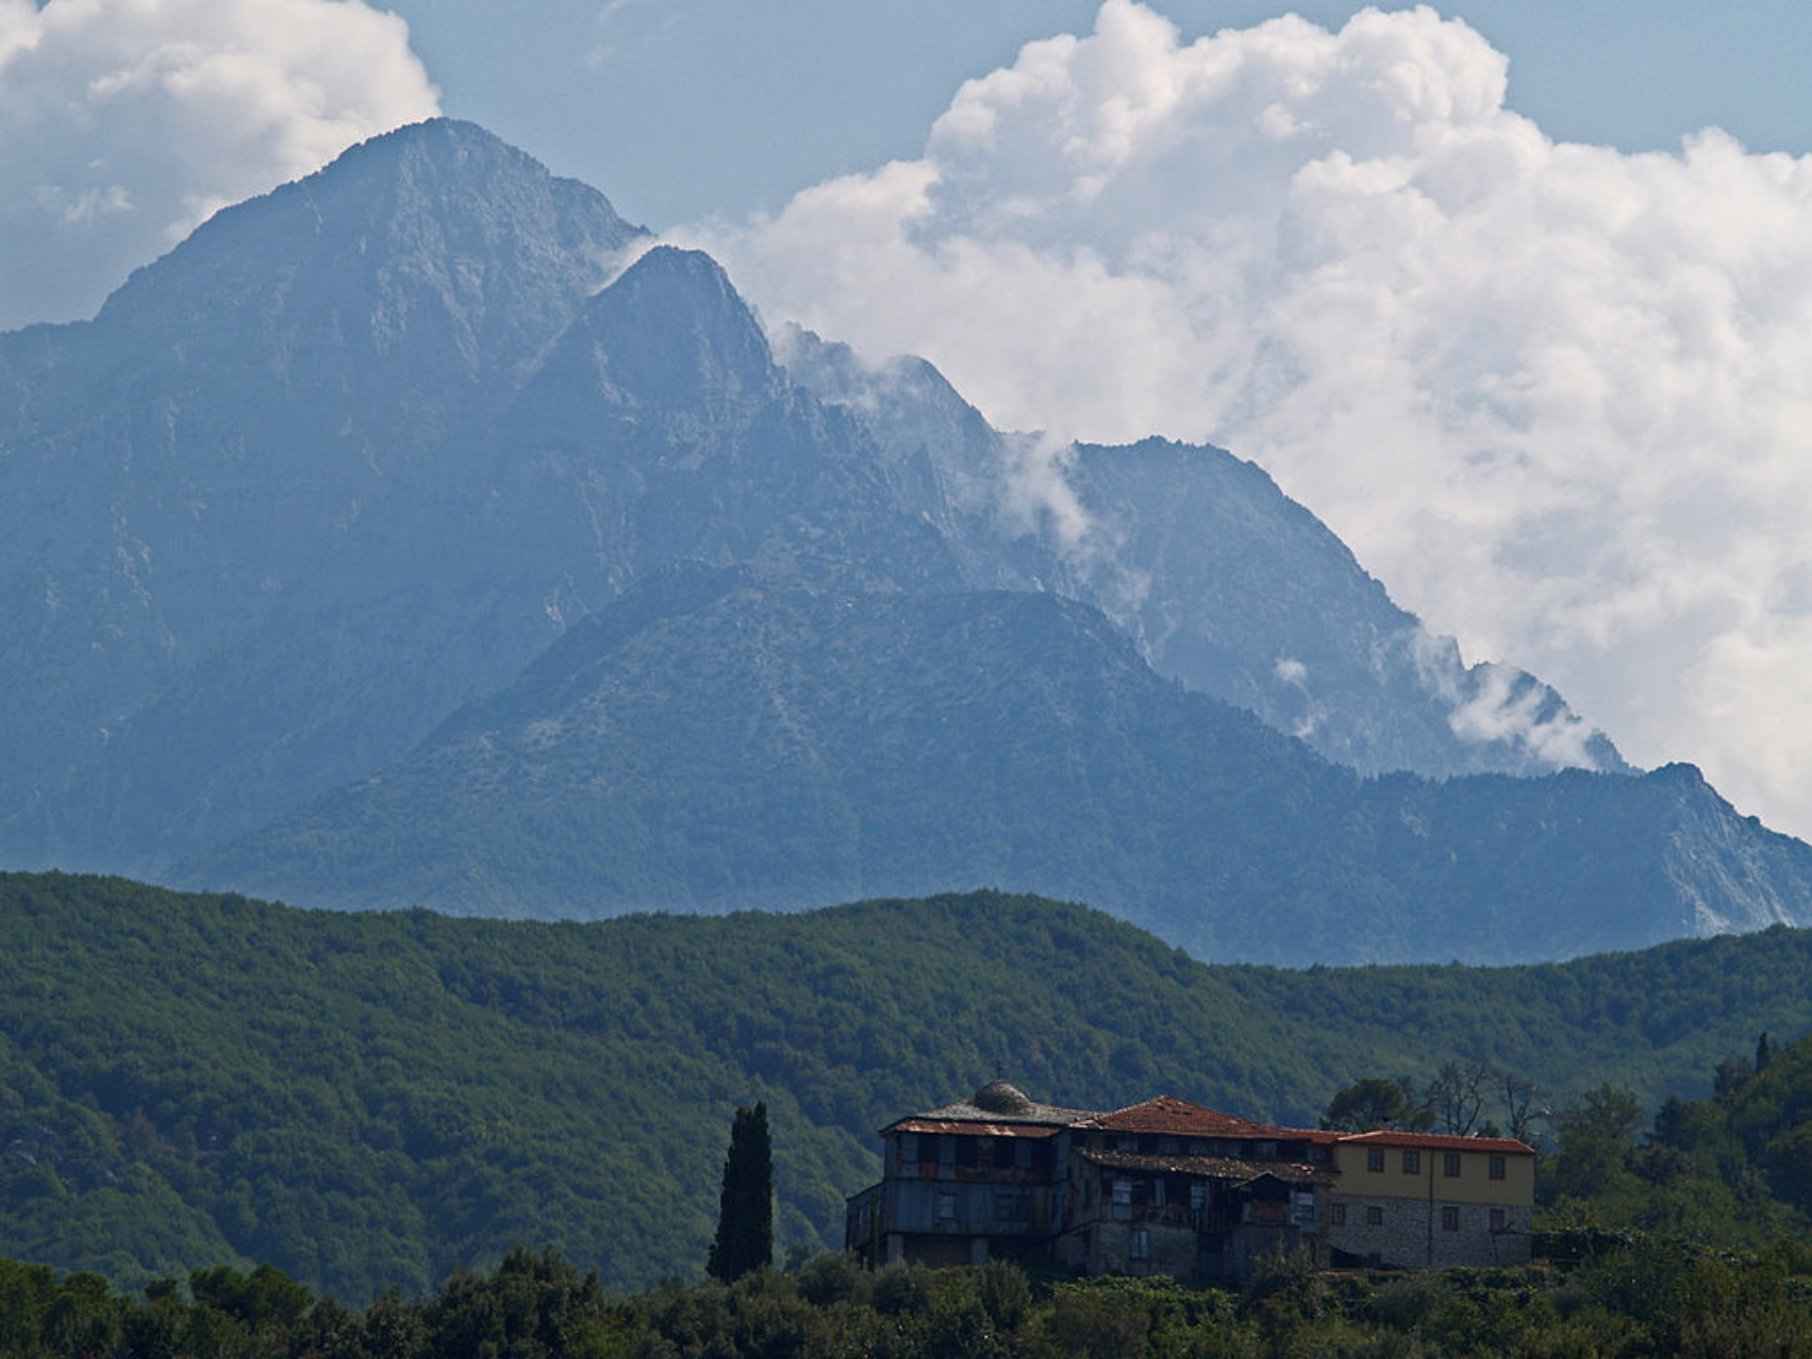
846, 1082, 1535, 1282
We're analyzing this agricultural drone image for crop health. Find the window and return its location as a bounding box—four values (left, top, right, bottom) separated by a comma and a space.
1443, 1151, 1462, 1178
1190, 1182, 1208, 1214
1331, 1203, 1347, 1226
956, 1136, 978, 1168
1255, 1141, 1278, 1159
1441, 1206, 1460, 1232
1489, 1208, 1507, 1232
1489, 1155, 1507, 1181
1402, 1150, 1420, 1175
1131, 1228, 1151, 1261
936, 1191, 957, 1221
1293, 1191, 1317, 1227
1112, 1178, 1132, 1220
992, 1137, 1015, 1169
1366, 1148, 1386, 1172
921, 1134, 942, 1165
897, 1133, 917, 1165
1365, 1206, 1384, 1226
994, 1190, 1027, 1222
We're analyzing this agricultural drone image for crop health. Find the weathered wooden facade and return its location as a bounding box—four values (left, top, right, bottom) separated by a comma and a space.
845, 1081, 1092, 1269
1051, 1096, 1336, 1279
847, 1083, 1535, 1282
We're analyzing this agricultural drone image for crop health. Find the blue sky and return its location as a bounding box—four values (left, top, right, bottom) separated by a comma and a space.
388, 0, 1812, 229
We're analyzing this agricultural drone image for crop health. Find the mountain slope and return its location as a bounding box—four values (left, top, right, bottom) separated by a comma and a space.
2, 116, 1794, 972
4, 873, 1811, 1297
783, 330, 1626, 780
0, 119, 647, 873
185, 566, 1812, 964
0, 140, 952, 876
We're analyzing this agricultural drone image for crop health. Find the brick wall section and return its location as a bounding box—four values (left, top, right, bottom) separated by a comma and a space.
1327, 1198, 1532, 1268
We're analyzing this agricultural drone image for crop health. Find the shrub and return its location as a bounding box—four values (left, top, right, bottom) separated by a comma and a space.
795, 1253, 864, 1308
871, 1264, 932, 1318
975, 1260, 1031, 1331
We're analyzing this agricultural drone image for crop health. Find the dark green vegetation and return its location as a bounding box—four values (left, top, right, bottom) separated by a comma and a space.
188, 564, 1812, 963
6, 118, 1806, 966
5, 1242, 1812, 1359
7, 873, 1812, 1301
707, 1105, 773, 1285
1539, 1032, 1812, 1247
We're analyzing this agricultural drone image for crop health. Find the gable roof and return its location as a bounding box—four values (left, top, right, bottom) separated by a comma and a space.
1337, 1129, 1536, 1155
1078, 1095, 1271, 1137
874, 1088, 1536, 1157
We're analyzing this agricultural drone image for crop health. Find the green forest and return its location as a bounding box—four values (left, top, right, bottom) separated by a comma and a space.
5, 872, 1812, 1303
5, 1237, 1812, 1358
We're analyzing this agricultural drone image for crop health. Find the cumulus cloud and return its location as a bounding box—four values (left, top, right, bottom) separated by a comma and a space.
1407, 629, 1602, 771
680, 0, 1812, 837
0, 0, 440, 329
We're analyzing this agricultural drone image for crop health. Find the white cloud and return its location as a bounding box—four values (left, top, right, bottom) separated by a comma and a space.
1273, 657, 1326, 740
680, 0, 1812, 837
0, 0, 440, 329
1410, 633, 1602, 770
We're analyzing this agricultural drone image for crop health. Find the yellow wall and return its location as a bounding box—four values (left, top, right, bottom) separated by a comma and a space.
1332, 1145, 1534, 1207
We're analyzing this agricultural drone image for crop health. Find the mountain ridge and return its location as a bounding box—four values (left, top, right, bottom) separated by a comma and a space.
0, 117, 1798, 969
781, 328, 1629, 781
181, 567, 1812, 964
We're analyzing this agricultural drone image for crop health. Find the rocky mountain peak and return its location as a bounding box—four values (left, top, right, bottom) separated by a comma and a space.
90, 117, 645, 391
553, 246, 782, 413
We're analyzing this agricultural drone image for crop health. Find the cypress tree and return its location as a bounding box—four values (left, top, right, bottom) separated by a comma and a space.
707, 1102, 773, 1282
1757, 1031, 1774, 1073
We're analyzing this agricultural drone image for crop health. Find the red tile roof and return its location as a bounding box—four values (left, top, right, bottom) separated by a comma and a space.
878, 1089, 1536, 1157
1336, 1129, 1536, 1155
1290, 1128, 1346, 1146
1080, 1096, 1269, 1137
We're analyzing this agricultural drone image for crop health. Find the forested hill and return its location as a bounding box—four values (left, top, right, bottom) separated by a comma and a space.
4, 873, 1811, 1302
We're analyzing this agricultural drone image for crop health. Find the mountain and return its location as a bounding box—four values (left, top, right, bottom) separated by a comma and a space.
0, 117, 1795, 965
0, 120, 647, 872
4, 872, 1811, 1297
184, 565, 1812, 964
0, 125, 953, 877
781, 327, 1627, 780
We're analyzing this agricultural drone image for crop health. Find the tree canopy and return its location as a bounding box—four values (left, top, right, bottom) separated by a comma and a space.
708, 1104, 773, 1284
4, 871, 1812, 1298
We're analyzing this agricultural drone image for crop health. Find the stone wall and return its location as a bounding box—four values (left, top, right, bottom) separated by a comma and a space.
1327, 1197, 1532, 1268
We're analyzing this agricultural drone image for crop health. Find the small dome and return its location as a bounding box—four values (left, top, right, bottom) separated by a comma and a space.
972, 1080, 1035, 1115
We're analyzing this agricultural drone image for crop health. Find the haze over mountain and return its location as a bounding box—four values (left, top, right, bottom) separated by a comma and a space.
2, 118, 1806, 964
186, 563, 1809, 964
783, 328, 1627, 780
0, 121, 646, 868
